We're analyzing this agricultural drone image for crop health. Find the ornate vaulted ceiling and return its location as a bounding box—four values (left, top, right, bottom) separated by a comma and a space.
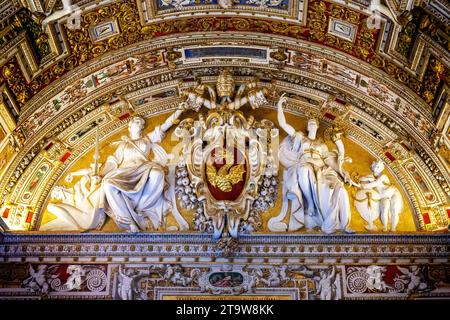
0, 0, 449, 302
0, 0, 448, 233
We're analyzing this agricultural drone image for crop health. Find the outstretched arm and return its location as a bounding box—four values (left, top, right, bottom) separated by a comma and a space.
334, 139, 345, 171
330, 266, 336, 279
332, 134, 356, 185
100, 148, 122, 177
361, 178, 380, 189
69, 168, 92, 176
362, 174, 389, 189
330, 126, 346, 173
159, 102, 188, 133
277, 93, 296, 137
65, 167, 95, 183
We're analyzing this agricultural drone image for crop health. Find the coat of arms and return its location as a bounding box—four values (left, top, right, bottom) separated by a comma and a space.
173, 70, 279, 251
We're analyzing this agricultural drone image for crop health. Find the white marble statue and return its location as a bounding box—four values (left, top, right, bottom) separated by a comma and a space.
43, 104, 190, 233
354, 160, 403, 231
100, 106, 188, 232
269, 93, 355, 234
117, 265, 139, 300
314, 266, 341, 300
245, 269, 263, 292
40, 163, 105, 231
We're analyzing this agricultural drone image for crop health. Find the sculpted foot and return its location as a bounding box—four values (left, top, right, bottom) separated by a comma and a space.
344, 227, 355, 234
364, 224, 378, 232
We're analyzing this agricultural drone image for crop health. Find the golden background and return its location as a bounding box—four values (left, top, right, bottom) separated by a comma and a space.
41, 107, 417, 233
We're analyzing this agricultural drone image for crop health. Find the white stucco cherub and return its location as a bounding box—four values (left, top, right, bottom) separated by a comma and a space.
355, 160, 403, 231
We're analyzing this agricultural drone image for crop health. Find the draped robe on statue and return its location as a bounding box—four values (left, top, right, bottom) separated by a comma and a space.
279, 132, 351, 233
100, 126, 171, 231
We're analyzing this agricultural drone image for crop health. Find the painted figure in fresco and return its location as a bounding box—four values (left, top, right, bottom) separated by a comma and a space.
218, 0, 234, 9
41, 163, 105, 232
61, 80, 88, 104
41, 162, 105, 232
270, 93, 355, 234
100, 104, 189, 232
212, 275, 233, 287
367, 79, 390, 103
355, 160, 403, 232
92, 60, 137, 87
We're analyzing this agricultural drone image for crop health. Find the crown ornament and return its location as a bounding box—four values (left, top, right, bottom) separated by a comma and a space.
216, 69, 235, 98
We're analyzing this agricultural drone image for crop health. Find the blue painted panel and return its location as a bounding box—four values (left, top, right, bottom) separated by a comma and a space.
184, 47, 267, 60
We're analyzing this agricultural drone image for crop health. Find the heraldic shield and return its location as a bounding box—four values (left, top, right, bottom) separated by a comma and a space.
205, 147, 247, 201
174, 110, 279, 241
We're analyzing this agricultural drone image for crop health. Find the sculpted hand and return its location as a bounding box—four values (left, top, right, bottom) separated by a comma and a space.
277, 93, 288, 108
91, 176, 101, 185
341, 170, 351, 184
177, 102, 190, 112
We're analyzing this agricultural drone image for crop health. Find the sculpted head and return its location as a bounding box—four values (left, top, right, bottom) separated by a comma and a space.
128, 116, 146, 138
125, 268, 134, 276
370, 160, 385, 176
307, 118, 319, 139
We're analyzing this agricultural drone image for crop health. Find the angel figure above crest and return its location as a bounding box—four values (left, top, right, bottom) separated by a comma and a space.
269, 93, 356, 234
181, 69, 270, 111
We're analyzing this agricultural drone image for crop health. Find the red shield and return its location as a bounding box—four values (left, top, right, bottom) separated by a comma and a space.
205, 147, 247, 201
